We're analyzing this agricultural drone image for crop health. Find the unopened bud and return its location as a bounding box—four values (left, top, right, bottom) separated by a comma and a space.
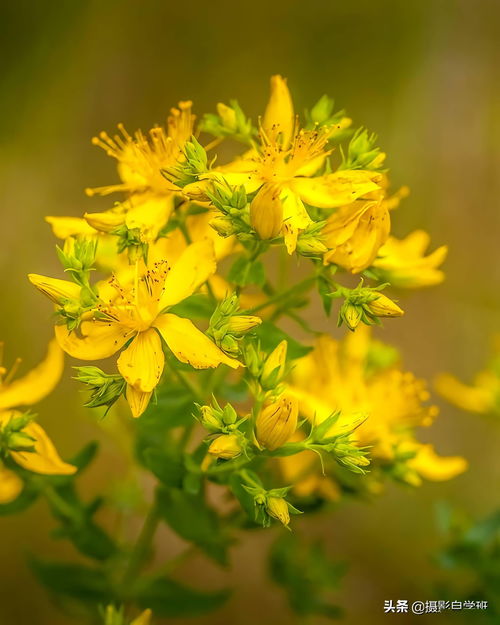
266, 497, 290, 526
227, 315, 262, 335
255, 395, 298, 450
210, 216, 236, 237
216, 103, 237, 132
84, 211, 125, 233
367, 293, 404, 318
208, 434, 242, 459
250, 184, 283, 240
342, 303, 362, 331
261, 340, 287, 389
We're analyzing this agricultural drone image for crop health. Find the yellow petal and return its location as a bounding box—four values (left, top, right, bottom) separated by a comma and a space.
55, 321, 132, 360
125, 194, 175, 242
131, 609, 153, 625
281, 190, 312, 254
84, 210, 125, 232
126, 385, 153, 418
117, 329, 164, 393
263, 75, 294, 149
159, 239, 216, 309
0, 465, 24, 504
0, 339, 64, 411
11, 423, 76, 476
289, 170, 381, 208
435, 373, 493, 414
408, 444, 468, 482
28, 274, 81, 304
45, 216, 97, 239
154, 314, 240, 369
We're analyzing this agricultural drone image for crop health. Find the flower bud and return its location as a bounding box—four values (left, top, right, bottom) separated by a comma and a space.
255, 395, 298, 450
266, 496, 290, 526
341, 303, 362, 331
216, 102, 237, 131
199, 405, 222, 432
367, 293, 404, 318
84, 211, 125, 233
227, 315, 262, 335
208, 434, 242, 459
261, 340, 287, 389
28, 274, 81, 304
210, 216, 237, 237
250, 184, 283, 240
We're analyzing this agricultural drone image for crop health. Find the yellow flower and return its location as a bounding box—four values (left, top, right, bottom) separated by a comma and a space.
322, 180, 408, 273
208, 433, 242, 459
435, 371, 500, 415
373, 230, 448, 288
0, 340, 75, 503
196, 76, 379, 253
84, 101, 195, 242
287, 328, 465, 481
30, 240, 240, 418
255, 395, 298, 451
406, 443, 468, 483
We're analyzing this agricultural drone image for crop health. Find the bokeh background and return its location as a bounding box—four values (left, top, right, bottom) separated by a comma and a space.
1, 0, 499, 623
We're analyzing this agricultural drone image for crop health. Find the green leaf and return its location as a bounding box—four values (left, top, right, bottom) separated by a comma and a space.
255, 322, 312, 360
269, 533, 346, 619
30, 559, 112, 605
156, 486, 230, 565
143, 448, 185, 489
136, 577, 230, 617
228, 473, 259, 523
228, 256, 265, 287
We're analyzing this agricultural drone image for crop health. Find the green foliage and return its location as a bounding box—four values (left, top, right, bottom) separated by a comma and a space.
228, 256, 266, 287
135, 577, 230, 618
254, 321, 312, 360
156, 486, 231, 565
269, 532, 346, 619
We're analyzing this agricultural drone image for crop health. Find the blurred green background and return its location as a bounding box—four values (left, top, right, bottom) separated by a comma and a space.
1, 0, 499, 623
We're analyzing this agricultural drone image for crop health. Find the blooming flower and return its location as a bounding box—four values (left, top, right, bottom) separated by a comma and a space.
197, 76, 381, 253
84, 101, 196, 241
373, 229, 448, 288
0, 340, 76, 503
29, 240, 240, 417
287, 327, 466, 483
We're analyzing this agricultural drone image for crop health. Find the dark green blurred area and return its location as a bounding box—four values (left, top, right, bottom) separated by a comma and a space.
1, 1, 499, 623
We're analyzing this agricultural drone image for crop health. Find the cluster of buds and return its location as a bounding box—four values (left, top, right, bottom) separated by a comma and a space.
162, 137, 209, 188
199, 100, 256, 144
0, 411, 36, 455
244, 340, 289, 395
242, 478, 302, 528
339, 127, 386, 171
305, 94, 349, 130
56, 237, 97, 286
296, 221, 328, 258
198, 398, 248, 461
74, 366, 126, 413
330, 281, 403, 331
207, 294, 261, 358
206, 181, 251, 239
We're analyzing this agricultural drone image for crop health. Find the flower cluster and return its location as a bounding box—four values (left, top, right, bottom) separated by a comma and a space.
2, 76, 464, 624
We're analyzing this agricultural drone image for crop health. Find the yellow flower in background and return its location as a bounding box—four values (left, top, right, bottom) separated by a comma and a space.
0, 340, 75, 503
30, 240, 240, 418
436, 337, 500, 415
130, 609, 153, 625
373, 230, 448, 288
197, 75, 380, 253
287, 327, 466, 482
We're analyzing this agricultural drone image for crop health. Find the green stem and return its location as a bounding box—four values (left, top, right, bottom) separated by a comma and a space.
242, 275, 316, 314
165, 358, 204, 403
120, 501, 160, 595
42, 484, 80, 521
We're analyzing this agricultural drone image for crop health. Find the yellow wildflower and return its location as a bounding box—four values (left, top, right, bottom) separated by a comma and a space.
287, 328, 466, 481
0, 340, 75, 503
196, 76, 380, 253
373, 230, 448, 288
29, 240, 240, 418
84, 101, 195, 242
